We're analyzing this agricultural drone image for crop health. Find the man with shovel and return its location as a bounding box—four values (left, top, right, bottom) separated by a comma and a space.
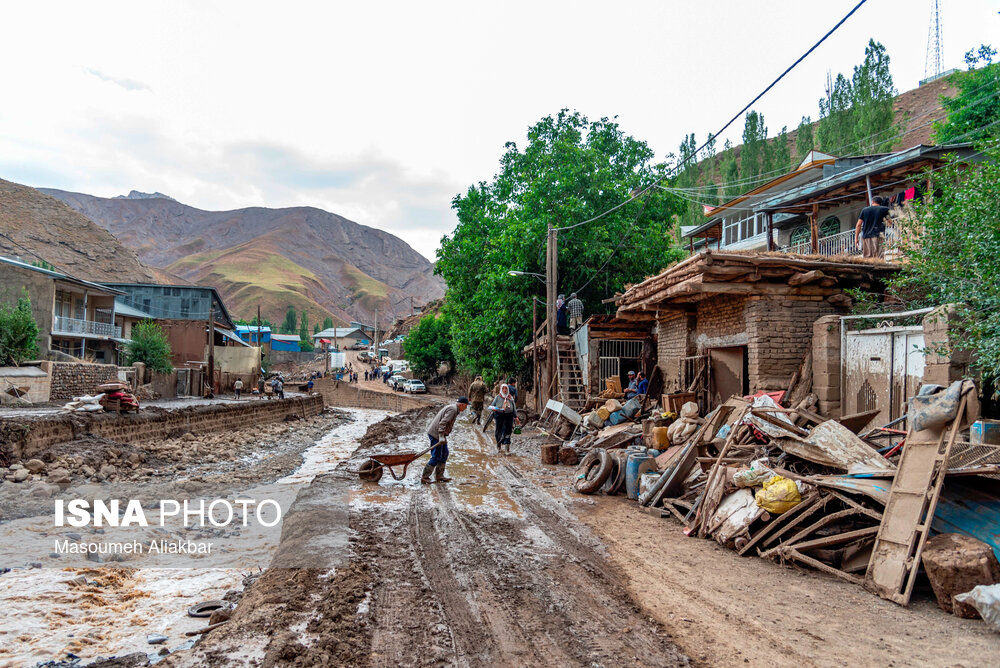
421, 396, 469, 484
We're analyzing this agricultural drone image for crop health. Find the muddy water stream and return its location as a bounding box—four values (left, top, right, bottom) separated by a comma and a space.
0, 409, 389, 667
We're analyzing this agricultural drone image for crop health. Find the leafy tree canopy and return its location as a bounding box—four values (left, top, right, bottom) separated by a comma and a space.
405, 312, 454, 378
934, 45, 999, 143
322, 316, 334, 330
885, 144, 1000, 387
0, 289, 40, 366
126, 319, 173, 373
437, 109, 685, 378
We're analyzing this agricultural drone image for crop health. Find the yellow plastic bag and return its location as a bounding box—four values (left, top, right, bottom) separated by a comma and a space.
755, 476, 801, 514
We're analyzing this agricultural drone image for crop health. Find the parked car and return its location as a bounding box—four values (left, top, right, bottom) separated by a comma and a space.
389, 374, 406, 390
402, 379, 426, 394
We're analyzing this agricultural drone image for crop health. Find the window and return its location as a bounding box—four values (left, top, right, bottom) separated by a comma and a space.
722, 212, 763, 247
180, 299, 190, 317
821, 216, 841, 237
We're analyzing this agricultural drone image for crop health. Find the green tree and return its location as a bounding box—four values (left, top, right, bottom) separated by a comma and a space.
313, 323, 320, 334
322, 316, 334, 330
0, 289, 40, 366
405, 312, 454, 377
851, 39, 899, 153
125, 319, 173, 373
887, 144, 1000, 387
280, 305, 297, 334
934, 45, 999, 143
817, 72, 854, 152
795, 116, 815, 160
766, 125, 791, 175
720, 139, 740, 198
299, 308, 309, 340
740, 111, 768, 184
437, 110, 685, 378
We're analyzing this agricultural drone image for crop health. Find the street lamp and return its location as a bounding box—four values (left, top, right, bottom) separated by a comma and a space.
508, 270, 546, 284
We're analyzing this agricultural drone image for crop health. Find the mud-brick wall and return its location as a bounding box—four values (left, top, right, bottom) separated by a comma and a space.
315, 378, 432, 412
746, 295, 836, 393
812, 314, 842, 417
656, 312, 694, 393
43, 361, 120, 400
9, 395, 324, 461
693, 295, 747, 350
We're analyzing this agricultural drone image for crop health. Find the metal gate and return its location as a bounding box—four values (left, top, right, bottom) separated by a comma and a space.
843, 325, 925, 430
598, 339, 643, 386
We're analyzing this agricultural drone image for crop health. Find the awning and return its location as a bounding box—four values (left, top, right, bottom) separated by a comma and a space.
215, 327, 251, 347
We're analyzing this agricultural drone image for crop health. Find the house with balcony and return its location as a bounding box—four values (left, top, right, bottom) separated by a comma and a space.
753, 143, 981, 257
0, 256, 125, 363
683, 143, 981, 258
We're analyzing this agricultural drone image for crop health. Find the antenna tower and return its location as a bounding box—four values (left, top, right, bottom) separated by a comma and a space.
924, 0, 943, 79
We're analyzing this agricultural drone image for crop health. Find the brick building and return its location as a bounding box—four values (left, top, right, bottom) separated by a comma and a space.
614, 251, 900, 411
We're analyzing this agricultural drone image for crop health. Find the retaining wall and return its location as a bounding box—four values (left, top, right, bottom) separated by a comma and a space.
4, 394, 324, 461
315, 378, 432, 412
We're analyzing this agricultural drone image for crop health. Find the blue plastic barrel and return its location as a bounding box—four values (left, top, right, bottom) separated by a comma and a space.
625, 452, 654, 500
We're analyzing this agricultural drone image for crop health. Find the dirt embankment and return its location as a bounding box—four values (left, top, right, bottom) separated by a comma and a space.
359, 404, 439, 449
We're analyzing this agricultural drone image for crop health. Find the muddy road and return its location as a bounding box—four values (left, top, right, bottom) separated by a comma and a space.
175, 415, 689, 667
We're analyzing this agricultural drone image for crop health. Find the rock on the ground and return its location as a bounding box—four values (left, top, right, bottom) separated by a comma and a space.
12, 468, 29, 483
923, 533, 1000, 618
48, 468, 72, 484
24, 459, 46, 474
99, 464, 117, 480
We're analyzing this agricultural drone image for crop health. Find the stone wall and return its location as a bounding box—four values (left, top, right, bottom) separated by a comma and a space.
812, 314, 843, 417
922, 304, 970, 386
41, 361, 119, 400
746, 296, 836, 392
0, 261, 56, 355
267, 350, 321, 365
6, 395, 324, 461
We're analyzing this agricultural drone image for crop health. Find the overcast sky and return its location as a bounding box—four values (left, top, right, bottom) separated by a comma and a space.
1, 1, 997, 260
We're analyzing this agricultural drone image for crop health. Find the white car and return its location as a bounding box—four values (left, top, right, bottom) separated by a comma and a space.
389, 374, 406, 390
402, 379, 426, 394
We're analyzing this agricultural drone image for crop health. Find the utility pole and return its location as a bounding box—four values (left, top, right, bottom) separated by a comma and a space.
373, 308, 379, 361
532, 297, 540, 414
410, 296, 414, 317
257, 304, 262, 378
546, 225, 558, 404
207, 305, 215, 397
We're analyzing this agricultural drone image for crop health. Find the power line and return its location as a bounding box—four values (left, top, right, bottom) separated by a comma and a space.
553, 0, 870, 233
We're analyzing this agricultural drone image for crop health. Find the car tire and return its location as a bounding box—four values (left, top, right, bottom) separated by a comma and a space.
574, 448, 612, 495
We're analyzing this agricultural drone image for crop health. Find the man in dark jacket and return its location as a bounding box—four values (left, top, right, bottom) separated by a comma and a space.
422, 397, 468, 483
468, 376, 487, 425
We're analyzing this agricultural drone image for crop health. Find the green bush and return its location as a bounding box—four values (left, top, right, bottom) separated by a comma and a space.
126, 319, 174, 373
0, 289, 40, 366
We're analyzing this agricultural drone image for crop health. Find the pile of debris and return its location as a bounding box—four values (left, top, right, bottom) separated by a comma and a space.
564, 376, 1000, 628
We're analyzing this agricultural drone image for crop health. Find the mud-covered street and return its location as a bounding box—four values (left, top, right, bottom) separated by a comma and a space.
171, 411, 688, 667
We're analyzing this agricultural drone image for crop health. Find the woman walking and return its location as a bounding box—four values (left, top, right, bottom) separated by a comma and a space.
488, 383, 516, 455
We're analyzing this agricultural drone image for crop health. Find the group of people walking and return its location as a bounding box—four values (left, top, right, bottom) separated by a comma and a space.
420, 374, 522, 484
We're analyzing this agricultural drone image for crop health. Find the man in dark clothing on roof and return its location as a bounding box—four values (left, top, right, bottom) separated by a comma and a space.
855, 196, 892, 258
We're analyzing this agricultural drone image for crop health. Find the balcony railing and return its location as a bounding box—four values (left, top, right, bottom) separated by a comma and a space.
53, 316, 121, 338
782, 228, 859, 256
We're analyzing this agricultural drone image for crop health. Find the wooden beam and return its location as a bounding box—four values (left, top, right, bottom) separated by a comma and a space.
810, 203, 820, 254
787, 269, 827, 287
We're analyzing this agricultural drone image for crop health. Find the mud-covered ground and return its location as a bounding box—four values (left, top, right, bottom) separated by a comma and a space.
171, 410, 689, 667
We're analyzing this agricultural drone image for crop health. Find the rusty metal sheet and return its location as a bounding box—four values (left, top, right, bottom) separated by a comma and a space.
774, 420, 894, 472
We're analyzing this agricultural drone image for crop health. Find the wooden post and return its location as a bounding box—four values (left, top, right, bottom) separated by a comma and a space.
208, 305, 215, 396
546, 226, 558, 403
766, 212, 774, 251
810, 203, 820, 254
533, 297, 540, 414
257, 305, 262, 376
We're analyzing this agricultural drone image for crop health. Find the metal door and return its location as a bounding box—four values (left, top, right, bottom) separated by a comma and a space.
844, 326, 924, 430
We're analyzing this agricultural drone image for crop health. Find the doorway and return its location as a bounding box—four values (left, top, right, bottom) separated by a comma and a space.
709, 346, 748, 407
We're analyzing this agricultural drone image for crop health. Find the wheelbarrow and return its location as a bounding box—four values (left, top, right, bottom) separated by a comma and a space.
358, 441, 438, 483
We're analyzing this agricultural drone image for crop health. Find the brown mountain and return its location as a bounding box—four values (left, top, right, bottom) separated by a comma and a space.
0, 178, 155, 283
40, 190, 445, 326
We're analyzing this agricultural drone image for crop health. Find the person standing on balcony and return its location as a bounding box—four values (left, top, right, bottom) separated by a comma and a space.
855, 196, 892, 258
567, 293, 584, 332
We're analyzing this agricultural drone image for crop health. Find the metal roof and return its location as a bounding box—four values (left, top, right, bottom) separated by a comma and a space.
0, 256, 126, 295
752, 143, 976, 212
113, 300, 153, 319
313, 327, 366, 339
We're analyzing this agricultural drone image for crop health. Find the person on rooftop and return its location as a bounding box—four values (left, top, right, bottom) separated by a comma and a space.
567, 293, 584, 332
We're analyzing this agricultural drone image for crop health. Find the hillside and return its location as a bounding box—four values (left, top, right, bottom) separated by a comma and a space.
40, 190, 445, 325
0, 179, 155, 283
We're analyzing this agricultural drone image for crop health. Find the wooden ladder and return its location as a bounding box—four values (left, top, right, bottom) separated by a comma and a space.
557, 345, 586, 411
864, 390, 970, 605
